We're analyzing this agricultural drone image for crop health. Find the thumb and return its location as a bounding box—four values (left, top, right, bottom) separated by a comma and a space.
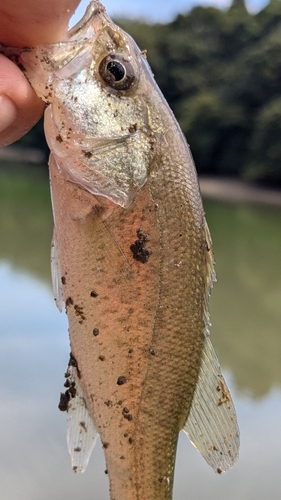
0, 54, 45, 147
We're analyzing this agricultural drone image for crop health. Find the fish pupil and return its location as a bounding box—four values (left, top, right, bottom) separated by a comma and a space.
98, 54, 136, 91
106, 61, 125, 82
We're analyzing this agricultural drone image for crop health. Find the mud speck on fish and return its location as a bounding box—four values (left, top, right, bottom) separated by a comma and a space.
117, 376, 127, 385
66, 296, 74, 307
58, 392, 70, 412
217, 379, 231, 406
80, 421, 87, 431
74, 304, 86, 321
130, 228, 152, 263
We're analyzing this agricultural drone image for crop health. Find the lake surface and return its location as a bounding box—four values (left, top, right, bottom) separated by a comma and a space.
1, 162, 281, 500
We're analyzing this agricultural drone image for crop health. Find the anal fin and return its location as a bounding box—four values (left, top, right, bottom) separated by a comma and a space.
183, 337, 239, 473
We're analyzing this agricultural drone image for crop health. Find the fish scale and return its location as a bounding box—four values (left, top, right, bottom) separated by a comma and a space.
0, 1, 239, 498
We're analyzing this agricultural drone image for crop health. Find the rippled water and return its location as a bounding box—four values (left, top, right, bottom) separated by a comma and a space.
1, 162, 281, 499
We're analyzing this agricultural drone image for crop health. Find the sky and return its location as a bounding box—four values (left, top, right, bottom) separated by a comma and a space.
71, 0, 270, 25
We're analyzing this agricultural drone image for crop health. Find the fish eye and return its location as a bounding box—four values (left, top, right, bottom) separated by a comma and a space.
98, 54, 136, 91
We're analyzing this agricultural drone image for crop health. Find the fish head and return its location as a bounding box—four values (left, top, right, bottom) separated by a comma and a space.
19, 1, 166, 207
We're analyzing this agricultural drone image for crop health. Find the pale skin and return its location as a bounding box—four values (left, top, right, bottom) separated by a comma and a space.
0, 0, 81, 146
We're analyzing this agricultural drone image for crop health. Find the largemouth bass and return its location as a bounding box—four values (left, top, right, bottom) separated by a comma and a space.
1, 2, 239, 498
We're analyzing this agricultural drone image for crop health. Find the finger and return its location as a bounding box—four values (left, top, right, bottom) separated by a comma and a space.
0, 54, 45, 147
0, 0, 81, 45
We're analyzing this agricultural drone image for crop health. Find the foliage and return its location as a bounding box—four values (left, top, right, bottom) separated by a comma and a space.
21, 0, 281, 184
119, 0, 281, 184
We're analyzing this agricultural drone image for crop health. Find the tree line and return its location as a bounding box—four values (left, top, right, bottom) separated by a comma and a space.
18, 0, 281, 185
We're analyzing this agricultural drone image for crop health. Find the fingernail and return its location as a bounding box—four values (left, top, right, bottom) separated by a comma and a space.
0, 94, 18, 133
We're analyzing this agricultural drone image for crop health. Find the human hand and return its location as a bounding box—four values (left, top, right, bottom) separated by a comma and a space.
0, 0, 81, 147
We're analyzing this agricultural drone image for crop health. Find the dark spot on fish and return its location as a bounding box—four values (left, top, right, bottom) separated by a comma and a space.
58, 392, 70, 412
137, 228, 149, 241
124, 433, 128, 438
74, 447, 81, 452
93, 328, 99, 336
148, 134, 157, 151
217, 468, 222, 474
104, 469, 108, 474
213, 445, 219, 451
204, 239, 211, 251
82, 150, 93, 159
104, 400, 112, 407
130, 228, 152, 263
56, 134, 63, 143
149, 348, 157, 356
128, 123, 138, 133
117, 376, 127, 385
68, 382, 77, 399
120, 455, 125, 460
74, 304, 86, 321
217, 380, 230, 406
128, 437, 134, 444
123, 413, 133, 421
103, 442, 109, 449
179, 233, 183, 237
122, 407, 130, 414
80, 421, 87, 431
117, 400, 123, 405
128, 308, 134, 314
61, 276, 66, 285
128, 349, 133, 354
68, 352, 81, 378
90, 290, 99, 297
66, 297, 74, 307
69, 352, 78, 368
99, 355, 105, 361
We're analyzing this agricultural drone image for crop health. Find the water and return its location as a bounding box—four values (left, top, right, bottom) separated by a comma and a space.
1, 162, 281, 499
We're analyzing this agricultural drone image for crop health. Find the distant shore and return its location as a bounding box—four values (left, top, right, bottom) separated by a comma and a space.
199, 177, 281, 207
0, 145, 280, 207
0, 145, 46, 164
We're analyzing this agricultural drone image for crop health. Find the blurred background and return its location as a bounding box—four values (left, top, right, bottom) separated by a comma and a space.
1, 1, 281, 499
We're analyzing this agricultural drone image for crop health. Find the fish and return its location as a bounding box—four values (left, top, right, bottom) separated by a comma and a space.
0, 1, 239, 498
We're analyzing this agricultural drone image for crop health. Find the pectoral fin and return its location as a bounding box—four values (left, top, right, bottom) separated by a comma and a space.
51, 229, 64, 312
183, 337, 239, 473
66, 364, 98, 473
